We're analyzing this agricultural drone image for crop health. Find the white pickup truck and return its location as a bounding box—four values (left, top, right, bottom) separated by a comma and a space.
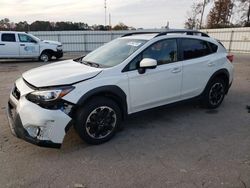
0, 31, 63, 62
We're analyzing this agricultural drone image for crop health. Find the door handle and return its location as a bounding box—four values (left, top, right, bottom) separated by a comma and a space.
20, 44, 25, 46
0, 43, 5, 46
171, 67, 181, 73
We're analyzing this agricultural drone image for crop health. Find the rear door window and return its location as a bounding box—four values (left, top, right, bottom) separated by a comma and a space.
1, 33, 16, 42
180, 38, 211, 60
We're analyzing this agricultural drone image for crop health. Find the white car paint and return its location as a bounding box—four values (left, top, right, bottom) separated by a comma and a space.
7, 31, 234, 148
22, 60, 103, 87
127, 60, 182, 112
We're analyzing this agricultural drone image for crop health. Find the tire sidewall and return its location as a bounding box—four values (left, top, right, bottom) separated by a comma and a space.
74, 97, 121, 145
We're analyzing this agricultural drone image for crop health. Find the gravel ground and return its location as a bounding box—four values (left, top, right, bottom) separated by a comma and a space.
0, 53, 249, 188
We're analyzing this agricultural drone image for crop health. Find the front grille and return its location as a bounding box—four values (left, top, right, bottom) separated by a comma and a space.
12, 86, 20, 100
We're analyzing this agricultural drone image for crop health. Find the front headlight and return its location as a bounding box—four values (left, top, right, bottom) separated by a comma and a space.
56, 45, 63, 50
26, 86, 74, 103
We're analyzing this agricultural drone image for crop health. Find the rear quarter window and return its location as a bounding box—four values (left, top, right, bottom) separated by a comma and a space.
180, 38, 213, 60
208, 42, 218, 53
216, 40, 227, 52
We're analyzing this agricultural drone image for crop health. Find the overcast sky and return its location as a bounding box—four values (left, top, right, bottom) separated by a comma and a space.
0, 0, 209, 28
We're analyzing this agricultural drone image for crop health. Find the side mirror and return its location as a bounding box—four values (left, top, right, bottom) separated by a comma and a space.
138, 58, 157, 74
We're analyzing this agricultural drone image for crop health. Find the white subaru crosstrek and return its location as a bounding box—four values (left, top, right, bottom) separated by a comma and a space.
7, 29, 234, 148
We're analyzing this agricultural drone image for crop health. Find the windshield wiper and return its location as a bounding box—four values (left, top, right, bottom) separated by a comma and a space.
74, 58, 100, 68
81, 60, 100, 68
74, 57, 109, 68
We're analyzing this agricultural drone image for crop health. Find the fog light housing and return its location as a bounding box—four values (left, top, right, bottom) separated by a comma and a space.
26, 126, 40, 138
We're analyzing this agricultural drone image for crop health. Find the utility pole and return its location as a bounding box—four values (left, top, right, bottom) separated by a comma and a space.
109, 13, 111, 28
104, 0, 107, 26
165, 21, 169, 29
228, 0, 235, 25
199, 0, 207, 29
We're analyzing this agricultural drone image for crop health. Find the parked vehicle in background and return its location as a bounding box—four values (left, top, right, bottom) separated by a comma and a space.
0, 31, 63, 62
6, 29, 234, 148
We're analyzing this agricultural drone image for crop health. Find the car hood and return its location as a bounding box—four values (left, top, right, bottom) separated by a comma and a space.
22, 60, 103, 87
42, 40, 61, 46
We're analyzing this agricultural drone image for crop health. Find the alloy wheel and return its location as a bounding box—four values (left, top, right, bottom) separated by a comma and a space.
40, 54, 49, 62
85, 106, 117, 139
209, 82, 224, 106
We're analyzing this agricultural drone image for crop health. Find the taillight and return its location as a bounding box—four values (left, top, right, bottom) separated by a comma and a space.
227, 54, 234, 63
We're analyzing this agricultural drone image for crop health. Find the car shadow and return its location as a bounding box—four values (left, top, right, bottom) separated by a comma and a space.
60, 101, 201, 152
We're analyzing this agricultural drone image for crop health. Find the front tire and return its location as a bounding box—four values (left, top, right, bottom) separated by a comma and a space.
202, 77, 226, 109
39, 52, 51, 63
74, 97, 121, 145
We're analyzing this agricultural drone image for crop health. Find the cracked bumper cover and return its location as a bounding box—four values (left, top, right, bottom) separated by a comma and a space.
6, 93, 72, 149
54, 49, 63, 58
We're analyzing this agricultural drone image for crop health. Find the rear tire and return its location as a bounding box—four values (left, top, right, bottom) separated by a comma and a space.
74, 97, 122, 145
39, 52, 51, 63
201, 77, 226, 109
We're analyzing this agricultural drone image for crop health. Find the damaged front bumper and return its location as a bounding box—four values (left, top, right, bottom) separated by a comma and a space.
6, 79, 72, 149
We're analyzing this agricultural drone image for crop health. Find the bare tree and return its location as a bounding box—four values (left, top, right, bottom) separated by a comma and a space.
238, 0, 250, 26
199, 0, 211, 28
184, 1, 211, 29
184, 2, 203, 29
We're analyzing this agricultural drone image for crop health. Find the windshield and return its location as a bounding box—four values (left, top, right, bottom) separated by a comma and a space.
28, 34, 41, 41
82, 38, 147, 67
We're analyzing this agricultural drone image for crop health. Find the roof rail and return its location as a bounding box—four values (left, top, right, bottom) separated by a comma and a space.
122, 32, 161, 37
121, 29, 209, 38
154, 29, 209, 37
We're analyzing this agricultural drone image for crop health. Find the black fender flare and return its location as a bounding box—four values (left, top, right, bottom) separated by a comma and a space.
75, 85, 128, 119
203, 68, 230, 95
40, 49, 56, 57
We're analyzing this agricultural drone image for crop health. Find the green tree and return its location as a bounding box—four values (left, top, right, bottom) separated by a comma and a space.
30, 21, 52, 31
0, 18, 133, 31
113, 22, 128, 30
15, 21, 29, 31
0, 18, 10, 30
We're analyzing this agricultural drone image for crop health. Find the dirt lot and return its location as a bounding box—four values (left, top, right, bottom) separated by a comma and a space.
0, 53, 250, 188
